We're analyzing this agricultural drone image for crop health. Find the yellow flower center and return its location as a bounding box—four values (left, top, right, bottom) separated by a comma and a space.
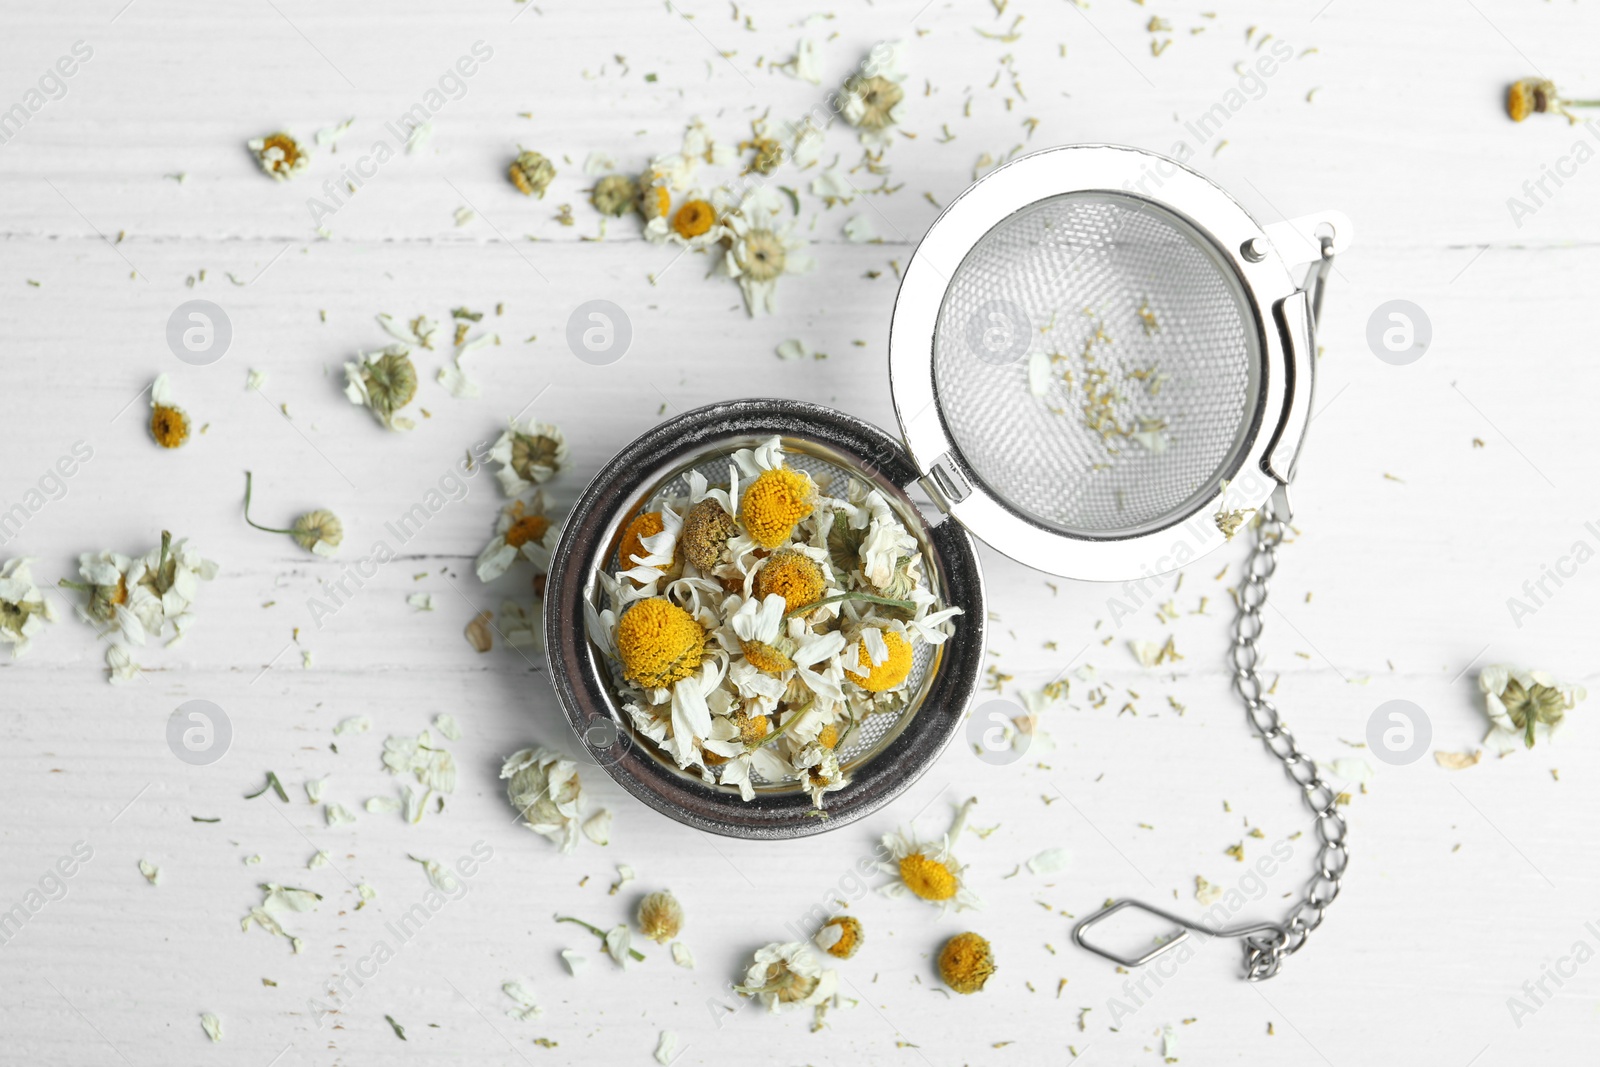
740, 639, 794, 674
817, 724, 839, 749
673, 199, 716, 238
740, 467, 813, 548
618, 511, 664, 567
504, 513, 551, 549
735, 711, 771, 743
844, 631, 912, 692
616, 598, 705, 689
150, 404, 190, 449
260, 132, 302, 171
821, 915, 862, 959
645, 184, 671, 219
898, 852, 958, 901
937, 932, 995, 995
754, 551, 825, 614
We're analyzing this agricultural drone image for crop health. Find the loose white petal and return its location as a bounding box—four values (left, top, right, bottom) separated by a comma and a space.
502, 979, 541, 1021
560, 949, 587, 975
670, 941, 695, 969
200, 1013, 222, 1043
137, 859, 160, 885
1026, 848, 1071, 875
582, 809, 613, 846
654, 1030, 677, 1065
434, 713, 462, 741
324, 802, 357, 827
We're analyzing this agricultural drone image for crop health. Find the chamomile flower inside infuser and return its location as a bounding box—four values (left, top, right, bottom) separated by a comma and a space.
615, 598, 706, 690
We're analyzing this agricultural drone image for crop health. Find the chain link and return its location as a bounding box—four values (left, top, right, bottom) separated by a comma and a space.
1230, 498, 1349, 981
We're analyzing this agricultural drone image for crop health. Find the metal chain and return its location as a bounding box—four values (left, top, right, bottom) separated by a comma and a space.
1229, 497, 1350, 981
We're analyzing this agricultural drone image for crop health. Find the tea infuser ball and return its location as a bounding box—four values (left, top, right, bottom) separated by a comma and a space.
546, 142, 1352, 885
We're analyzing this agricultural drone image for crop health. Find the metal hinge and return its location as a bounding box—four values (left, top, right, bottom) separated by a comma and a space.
917, 453, 972, 514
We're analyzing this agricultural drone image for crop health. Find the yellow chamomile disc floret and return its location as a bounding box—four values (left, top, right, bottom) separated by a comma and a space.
739, 467, 814, 548
619, 511, 665, 568
938, 932, 995, 994
844, 630, 912, 692
815, 916, 863, 960
616, 598, 704, 689
754, 551, 826, 614
898, 851, 958, 902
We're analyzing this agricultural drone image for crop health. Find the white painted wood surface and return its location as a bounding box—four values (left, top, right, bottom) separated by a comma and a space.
3, 0, 1598, 1063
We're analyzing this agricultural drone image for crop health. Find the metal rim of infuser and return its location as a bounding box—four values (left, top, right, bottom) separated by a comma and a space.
889, 143, 1351, 582
543, 399, 986, 840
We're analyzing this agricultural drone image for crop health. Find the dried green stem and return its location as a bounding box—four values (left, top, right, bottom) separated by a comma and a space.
783, 591, 915, 621
554, 915, 646, 960
243, 471, 296, 536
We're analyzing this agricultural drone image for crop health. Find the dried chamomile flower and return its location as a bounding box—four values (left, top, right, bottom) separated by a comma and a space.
938, 931, 995, 994
619, 511, 667, 570
344, 345, 418, 431
680, 498, 737, 571
636, 890, 684, 943
0, 558, 55, 658
754, 551, 827, 614
1479, 664, 1586, 752
814, 915, 862, 960
1506, 78, 1600, 123
591, 173, 639, 217
509, 149, 556, 197
615, 598, 706, 689
792, 741, 848, 807
476, 491, 559, 582
877, 797, 981, 912
488, 417, 569, 495
644, 189, 724, 250
148, 374, 191, 449
125, 530, 219, 644
248, 131, 309, 181
723, 191, 814, 316
740, 466, 815, 548
502, 746, 585, 852
60, 550, 135, 631
842, 41, 908, 146
729, 594, 796, 673
639, 179, 672, 221
843, 629, 913, 692
242, 472, 342, 557
734, 942, 838, 1013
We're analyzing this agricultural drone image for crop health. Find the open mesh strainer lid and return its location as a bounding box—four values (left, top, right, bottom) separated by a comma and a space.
890, 144, 1350, 581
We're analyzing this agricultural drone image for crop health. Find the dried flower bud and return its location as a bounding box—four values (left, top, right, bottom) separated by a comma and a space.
636, 890, 684, 943
937, 931, 995, 994
509, 150, 556, 198
591, 174, 640, 217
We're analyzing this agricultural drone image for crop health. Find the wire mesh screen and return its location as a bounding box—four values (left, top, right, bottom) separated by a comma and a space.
932, 191, 1259, 537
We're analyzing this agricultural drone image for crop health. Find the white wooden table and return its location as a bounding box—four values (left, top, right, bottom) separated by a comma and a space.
3, 1, 1598, 1063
